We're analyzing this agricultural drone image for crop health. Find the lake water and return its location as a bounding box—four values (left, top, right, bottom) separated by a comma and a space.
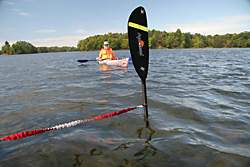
0, 49, 250, 167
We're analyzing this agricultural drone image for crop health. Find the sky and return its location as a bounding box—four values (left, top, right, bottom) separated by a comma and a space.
0, 0, 250, 47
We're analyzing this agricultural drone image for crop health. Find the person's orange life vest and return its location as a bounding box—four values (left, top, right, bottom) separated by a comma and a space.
99, 48, 116, 60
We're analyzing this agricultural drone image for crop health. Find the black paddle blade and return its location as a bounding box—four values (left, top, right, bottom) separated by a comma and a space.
77, 60, 88, 63
128, 6, 149, 81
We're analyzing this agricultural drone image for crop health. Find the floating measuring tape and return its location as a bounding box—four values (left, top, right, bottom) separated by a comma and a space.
0, 105, 143, 141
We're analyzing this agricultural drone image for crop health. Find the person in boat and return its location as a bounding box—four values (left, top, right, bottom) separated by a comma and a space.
97, 41, 117, 61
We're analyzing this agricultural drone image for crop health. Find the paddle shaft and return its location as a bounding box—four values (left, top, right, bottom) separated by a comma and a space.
142, 79, 149, 127
77, 58, 112, 63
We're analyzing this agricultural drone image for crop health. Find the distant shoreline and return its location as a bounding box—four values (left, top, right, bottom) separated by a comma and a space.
2, 48, 250, 57
1, 29, 250, 55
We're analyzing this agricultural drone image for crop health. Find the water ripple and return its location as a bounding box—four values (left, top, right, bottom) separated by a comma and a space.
1, 49, 250, 166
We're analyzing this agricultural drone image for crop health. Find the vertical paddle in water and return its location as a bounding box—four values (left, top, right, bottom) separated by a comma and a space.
128, 6, 149, 127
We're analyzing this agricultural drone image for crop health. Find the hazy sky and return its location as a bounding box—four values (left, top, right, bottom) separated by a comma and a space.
0, 0, 250, 47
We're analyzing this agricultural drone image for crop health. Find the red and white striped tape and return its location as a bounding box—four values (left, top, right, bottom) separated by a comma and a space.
0, 105, 144, 141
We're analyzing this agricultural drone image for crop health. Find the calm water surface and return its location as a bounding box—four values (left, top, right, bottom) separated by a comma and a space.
0, 49, 250, 167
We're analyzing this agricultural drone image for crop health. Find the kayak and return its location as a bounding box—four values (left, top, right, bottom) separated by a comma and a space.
98, 58, 129, 67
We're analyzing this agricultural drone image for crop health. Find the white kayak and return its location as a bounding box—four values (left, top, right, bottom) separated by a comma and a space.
98, 58, 129, 67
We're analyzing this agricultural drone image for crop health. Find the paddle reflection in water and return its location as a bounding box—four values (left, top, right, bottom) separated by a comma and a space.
72, 125, 156, 167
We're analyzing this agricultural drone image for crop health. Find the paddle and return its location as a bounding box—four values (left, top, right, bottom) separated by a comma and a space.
128, 6, 149, 127
77, 59, 96, 63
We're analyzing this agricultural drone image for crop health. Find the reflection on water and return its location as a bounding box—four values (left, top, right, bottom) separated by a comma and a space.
73, 154, 83, 167
0, 49, 250, 166
98, 64, 112, 71
98, 64, 128, 72
73, 126, 157, 167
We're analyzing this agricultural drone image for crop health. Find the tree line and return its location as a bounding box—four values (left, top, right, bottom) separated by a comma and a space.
0, 41, 78, 55
1, 29, 250, 55
77, 29, 250, 51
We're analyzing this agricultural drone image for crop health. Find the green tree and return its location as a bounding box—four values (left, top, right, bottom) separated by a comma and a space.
2, 41, 14, 55
213, 35, 225, 48
12, 41, 37, 54
121, 39, 128, 49
165, 33, 175, 48
37, 47, 49, 53
172, 28, 183, 48
183, 33, 192, 48
192, 34, 207, 48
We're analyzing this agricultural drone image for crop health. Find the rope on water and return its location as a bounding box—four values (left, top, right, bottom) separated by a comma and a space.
0, 105, 144, 141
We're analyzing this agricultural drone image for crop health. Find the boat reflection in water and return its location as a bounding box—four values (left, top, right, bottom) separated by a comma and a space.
98, 64, 112, 72
98, 64, 128, 72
